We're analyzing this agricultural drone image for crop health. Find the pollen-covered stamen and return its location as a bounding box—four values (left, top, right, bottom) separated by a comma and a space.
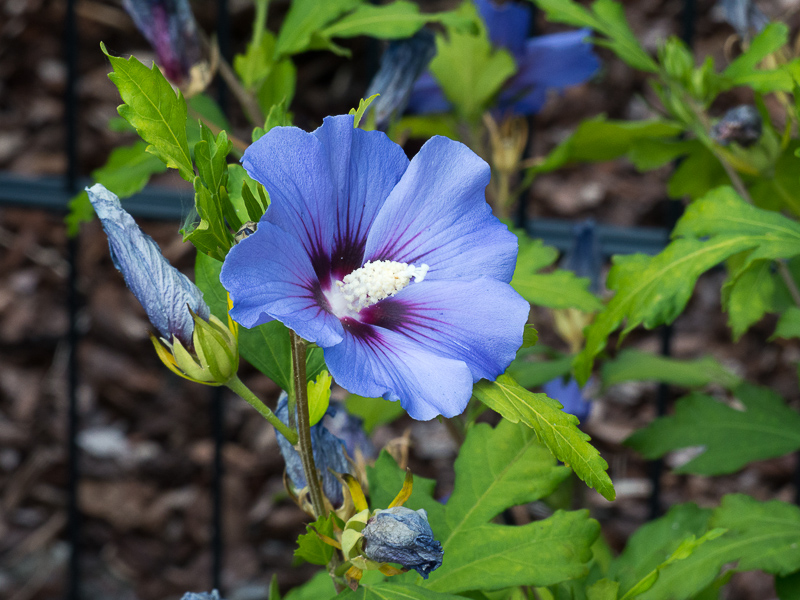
336, 260, 429, 311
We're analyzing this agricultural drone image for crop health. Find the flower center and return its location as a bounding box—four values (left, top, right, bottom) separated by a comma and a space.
335, 260, 429, 312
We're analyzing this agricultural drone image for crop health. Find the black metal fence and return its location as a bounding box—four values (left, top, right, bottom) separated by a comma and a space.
0, 0, 721, 598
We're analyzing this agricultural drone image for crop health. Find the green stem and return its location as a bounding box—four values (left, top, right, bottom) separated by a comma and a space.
226, 375, 297, 444
290, 331, 327, 519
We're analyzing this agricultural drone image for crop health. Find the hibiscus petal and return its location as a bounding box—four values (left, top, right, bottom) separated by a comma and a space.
363, 136, 518, 283
312, 115, 409, 279
501, 29, 599, 115
242, 115, 409, 284
323, 323, 474, 420
361, 277, 529, 382
476, 0, 532, 56
221, 221, 344, 347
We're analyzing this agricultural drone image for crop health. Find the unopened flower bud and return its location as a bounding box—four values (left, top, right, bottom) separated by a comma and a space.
711, 105, 762, 147
361, 506, 443, 579
275, 394, 351, 508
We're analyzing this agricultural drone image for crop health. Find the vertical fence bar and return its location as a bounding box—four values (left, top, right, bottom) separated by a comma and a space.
64, 0, 81, 595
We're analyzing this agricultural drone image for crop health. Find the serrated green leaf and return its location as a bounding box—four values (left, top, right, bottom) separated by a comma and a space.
575, 186, 800, 383
307, 370, 332, 426
722, 258, 781, 340
274, 0, 361, 57
533, 0, 657, 72
66, 141, 166, 235
194, 252, 325, 389
320, 1, 426, 39
338, 584, 467, 600
429, 28, 516, 121
295, 514, 335, 565
472, 374, 614, 501
512, 237, 602, 312
283, 570, 336, 600
773, 306, 800, 340
639, 495, 800, 600
228, 164, 266, 224
101, 42, 194, 182
607, 503, 712, 597
344, 394, 406, 433
601, 349, 740, 389
626, 384, 800, 475
349, 94, 380, 128
426, 511, 599, 594
446, 419, 570, 533
722, 23, 792, 92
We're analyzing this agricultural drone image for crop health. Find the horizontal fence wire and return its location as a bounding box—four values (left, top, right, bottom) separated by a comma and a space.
0, 173, 672, 256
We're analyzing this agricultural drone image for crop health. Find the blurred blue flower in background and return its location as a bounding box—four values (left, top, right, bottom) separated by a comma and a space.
221, 114, 528, 420
181, 591, 222, 600
122, 0, 203, 84
88, 184, 209, 349
323, 402, 377, 461
407, 0, 600, 116
543, 376, 592, 422
275, 394, 351, 507
362, 506, 443, 578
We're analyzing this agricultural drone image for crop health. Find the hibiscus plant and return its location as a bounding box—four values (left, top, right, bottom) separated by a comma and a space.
75, 0, 800, 598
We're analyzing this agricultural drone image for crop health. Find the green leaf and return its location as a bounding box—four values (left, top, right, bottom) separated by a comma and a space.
344, 394, 406, 433
101, 42, 194, 182
607, 503, 712, 597
533, 0, 657, 72
522, 326, 539, 348
507, 355, 573, 389
639, 495, 800, 600
773, 306, 800, 340
776, 570, 800, 600
512, 237, 603, 312
722, 258, 783, 340
295, 514, 335, 565
182, 124, 235, 259
283, 570, 336, 600
424, 420, 598, 593
338, 584, 467, 600
367, 451, 446, 529
307, 370, 332, 426
194, 252, 325, 389
587, 579, 619, 600
66, 141, 167, 235
574, 186, 800, 383
667, 143, 729, 199
601, 349, 740, 389
445, 419, 570, 533
274, 0, 361, 57
349, 94, 380, 128
320, 1, 427, 39
626, 384, 800, 475
228, 164, 266, 224
429, 27, 516, 121
234, 29, 276, 89
722, 23, 793, 93
256, 59, 297, 115
472, 374, 614, 501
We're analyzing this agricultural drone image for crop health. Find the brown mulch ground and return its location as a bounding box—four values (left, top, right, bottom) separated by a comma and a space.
2, 1, 799, 599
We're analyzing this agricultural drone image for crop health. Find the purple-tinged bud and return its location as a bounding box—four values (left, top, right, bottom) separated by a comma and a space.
542, 376, 592, 422
718, 0, 769, 40
275, 394, 350, 507
365, 29, 437, 129
362, 506, 443, 579
323, 402, 376, 461
122, 0, 203, 84
181, 592, 222, 600
711, 105, 762, 147
87, 184, 209, 348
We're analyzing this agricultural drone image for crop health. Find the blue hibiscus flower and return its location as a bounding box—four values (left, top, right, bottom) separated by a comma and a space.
407, 0, 600, 116
220, 114, 529, 420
